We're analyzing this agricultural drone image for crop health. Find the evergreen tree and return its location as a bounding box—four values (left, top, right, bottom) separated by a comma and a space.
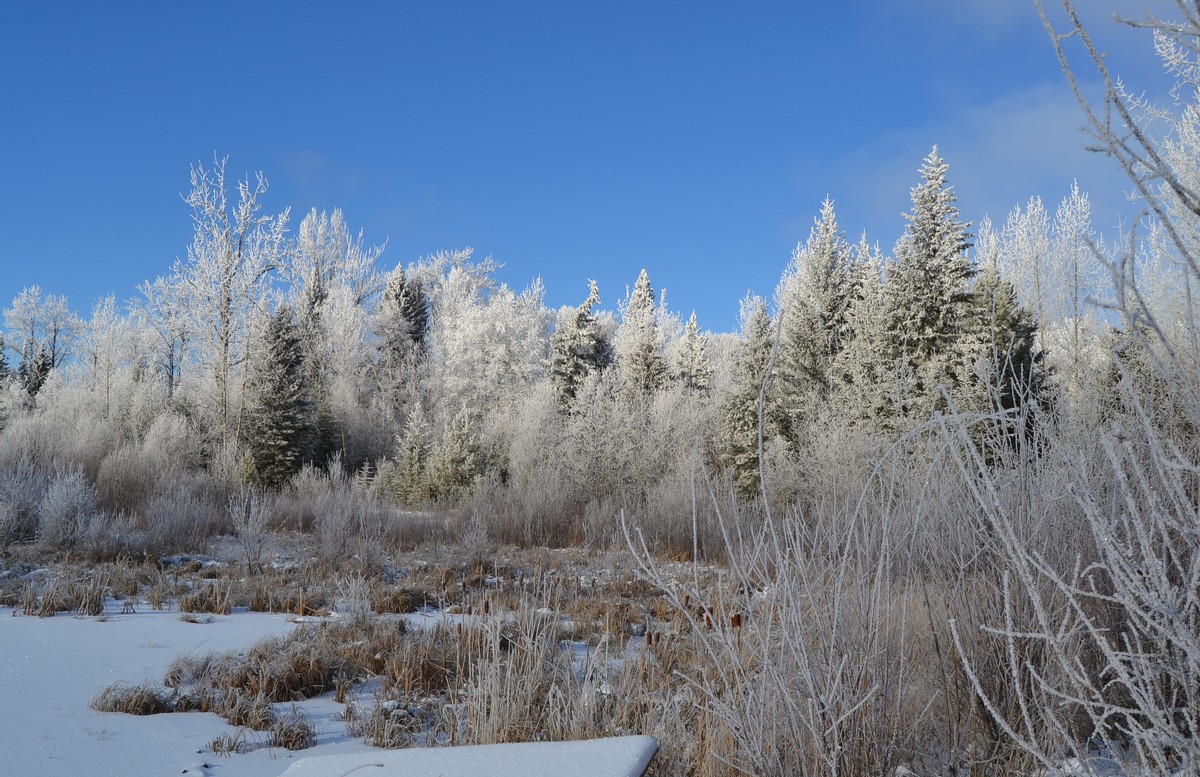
722, 296, 777, 501
377, 264, 429, 420
243, 306, 315, 489
832, 240, 907, 427
428, 409, 482, 502
381, 265, 429, 355
886, 147, 975, 417
676, 311, 712, 393
967, 261, 1048, 451
616, 269, 667, 396
393, 410, 431, 505
18, 344, 52, 398
297, 268, 337, 466
0, 334, 9, 382
549, 280, 613, 409
776, 199, 854, 445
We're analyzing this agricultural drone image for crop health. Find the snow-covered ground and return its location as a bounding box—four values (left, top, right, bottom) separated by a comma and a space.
278, 736, 658, 777
1, 602, 657, 777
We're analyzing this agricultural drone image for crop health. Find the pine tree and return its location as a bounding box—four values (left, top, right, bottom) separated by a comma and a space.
676, 311, 712, 393
0, 334, 9, 382
616, 269, 667, 396
549, 280, 613, 409
776, 199, 854, 445
243, 306, 316, 489
722, 296, 777, 501
886, 147, 975, 416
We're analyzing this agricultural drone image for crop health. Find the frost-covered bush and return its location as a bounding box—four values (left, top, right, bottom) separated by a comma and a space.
141, 487, 227, 554
36, 468, 101, 546
0, 461, 46, 545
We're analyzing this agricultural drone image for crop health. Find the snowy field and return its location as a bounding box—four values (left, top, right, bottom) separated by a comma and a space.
0, 603, 656, 777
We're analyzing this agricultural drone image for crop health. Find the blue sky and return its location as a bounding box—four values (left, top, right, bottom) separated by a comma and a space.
0, 1, 1176, 332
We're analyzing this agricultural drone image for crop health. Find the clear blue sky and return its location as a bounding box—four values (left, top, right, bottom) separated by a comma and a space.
0, 1, 1174, 332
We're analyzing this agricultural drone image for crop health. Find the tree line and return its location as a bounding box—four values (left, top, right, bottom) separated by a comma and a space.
0, 145, 1158, 551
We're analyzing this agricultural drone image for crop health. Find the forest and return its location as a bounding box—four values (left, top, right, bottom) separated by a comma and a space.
3, 3, 1200, 776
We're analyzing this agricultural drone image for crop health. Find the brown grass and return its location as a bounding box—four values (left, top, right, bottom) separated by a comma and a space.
91, 682, 172, 715
179, 582, 232, 614
270, 707, 317, 750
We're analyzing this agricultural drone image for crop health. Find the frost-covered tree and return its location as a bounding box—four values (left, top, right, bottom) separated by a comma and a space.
174, 157, 289, 444
427, 408, 482, 502
675, 311, 712, 393
0, 334, 10, 383
616, 269, 668, 396
242, 305, 315, 489
549, 280, 613, 409
285, 208, 384, 308
392, 409, 432, 505
832, 238, 903, 426
376, 263, 429, 421
133, 275, 190, 398
962, 259, 1047, 445
17, 344, 52, 398
4, 285, 79, 371
775, 199, 854, 445
722, 295, 777, 501
424, 252, 549, 423
82, 296, 127, 421
886, 147, 975, 416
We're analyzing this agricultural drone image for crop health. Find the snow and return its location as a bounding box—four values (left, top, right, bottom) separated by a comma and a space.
0, 604, 301, 776
1, 603, 658, 777
277, 736, 658, 777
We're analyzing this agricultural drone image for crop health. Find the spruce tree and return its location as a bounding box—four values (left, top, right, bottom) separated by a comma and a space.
381, 265, 429, 355
886, 147, 975, 416
616, 269, 667, 396
0, 334, 9, 382
18, 344, 52, 397
297, 269, 337, 466
377, 265, 430, 420
776, 199, 853, 445
967, 261, 1048, 451
832, 241, 907, 427
722, 296, 777, 501
243, 306, 316, 489
428, 409, 482, 502
676, 311, 712, 393
393, 411, 431, 505
549, 280, 613, 409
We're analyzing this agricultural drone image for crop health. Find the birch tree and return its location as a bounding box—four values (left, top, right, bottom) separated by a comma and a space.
174, 157, 289, 445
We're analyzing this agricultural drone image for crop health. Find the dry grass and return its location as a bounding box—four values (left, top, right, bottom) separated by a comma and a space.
270, 707, 317, 750
91, 682, 172, 716
179, 582, 232, 614
216, 691, 277, 730
210, 728, 258, 755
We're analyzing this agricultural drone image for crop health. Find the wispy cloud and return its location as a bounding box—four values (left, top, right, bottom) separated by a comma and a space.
829, 79, 1140, 251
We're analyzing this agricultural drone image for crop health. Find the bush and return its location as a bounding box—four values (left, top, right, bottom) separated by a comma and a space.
36, 468, 100, 546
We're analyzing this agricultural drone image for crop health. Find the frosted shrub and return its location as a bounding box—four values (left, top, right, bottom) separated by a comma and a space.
37, 468, 101, 546
141, 487, 226, 554
0, 461, 46, 545
229, 488, 275, 575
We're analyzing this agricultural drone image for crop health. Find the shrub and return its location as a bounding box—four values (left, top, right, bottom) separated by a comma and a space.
36, 468, 100, 546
